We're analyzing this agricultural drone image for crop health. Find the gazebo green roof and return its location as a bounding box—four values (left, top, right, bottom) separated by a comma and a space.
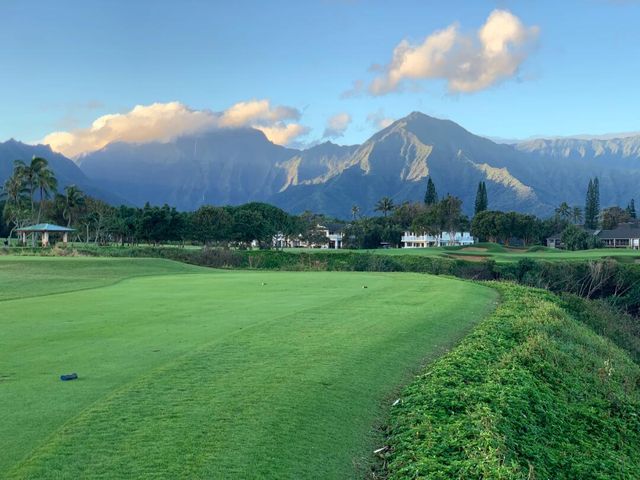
16, 223, 75, 232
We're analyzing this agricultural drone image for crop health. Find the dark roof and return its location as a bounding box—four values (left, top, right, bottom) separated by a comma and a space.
322, 222, 346, 233
16, 223, 75, 232
597, 224, 640, 239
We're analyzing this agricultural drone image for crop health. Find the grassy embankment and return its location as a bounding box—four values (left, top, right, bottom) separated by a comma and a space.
384, 283, 640, 479
0, 257, 496, 479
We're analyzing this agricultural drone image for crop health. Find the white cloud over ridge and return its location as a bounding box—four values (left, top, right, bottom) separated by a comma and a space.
369, 9, 539, 95
42, 100, 308, 157
366, 109, 395, 130
323, 112, 352, 138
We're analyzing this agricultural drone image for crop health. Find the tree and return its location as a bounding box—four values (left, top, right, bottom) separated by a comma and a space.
571, 206, 583, 225
14, 157, 56, 221
351, 204, 360, 220
626, 199, 636, 219
601, 206, 630, 230
555, 202, 571, 221
232, 209, 267, 247
424, 177, 438, 205
561, 224, 592, 251
374, 197, 395, 217
438, 195, 463, 245
62, 185, 85, 227
1, 173, 29, 241
80, 197, 114, 243
34, 165, 57, 222
190, 205, 232, 245
584, 177, 600, 229
474, 181, 488, 215
411, 204, 440, 237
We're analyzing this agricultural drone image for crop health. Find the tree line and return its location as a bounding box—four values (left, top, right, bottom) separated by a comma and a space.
1, 158, 637, 249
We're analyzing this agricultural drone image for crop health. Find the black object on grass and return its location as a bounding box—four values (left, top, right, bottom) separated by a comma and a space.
60, 373, 78, 381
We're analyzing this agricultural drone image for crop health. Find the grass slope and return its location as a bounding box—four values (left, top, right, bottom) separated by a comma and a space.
1, 258, 497, 478
385, 283, 640, 479
0, 256, 207, 301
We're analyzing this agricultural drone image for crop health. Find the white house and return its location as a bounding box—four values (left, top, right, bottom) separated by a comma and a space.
273, 224, 344, 249
401, 231, 475, 248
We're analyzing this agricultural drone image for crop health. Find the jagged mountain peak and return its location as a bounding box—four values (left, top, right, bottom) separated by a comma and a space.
6, 112, 640, 220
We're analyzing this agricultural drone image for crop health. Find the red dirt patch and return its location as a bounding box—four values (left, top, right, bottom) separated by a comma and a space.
449, 254, 489, 262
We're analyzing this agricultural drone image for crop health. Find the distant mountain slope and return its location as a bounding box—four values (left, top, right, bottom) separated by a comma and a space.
271, 113, 549, 216
0, 139, 124, 204
77, 128, 297, 209
10, 112, 640, 218
515, 136, 640, 211
517, 136, 640, 163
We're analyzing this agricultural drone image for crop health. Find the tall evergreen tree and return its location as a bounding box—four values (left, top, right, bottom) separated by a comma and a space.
584, 177, 601, 229
474, 181, 488, 215
626, 199, 636, 219
424, 177, 438, 205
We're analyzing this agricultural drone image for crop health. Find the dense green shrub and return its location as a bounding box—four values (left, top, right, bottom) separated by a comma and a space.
384, 283, 640, 479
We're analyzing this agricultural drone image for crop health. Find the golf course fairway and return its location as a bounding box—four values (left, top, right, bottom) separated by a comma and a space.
0, 257, 497, 479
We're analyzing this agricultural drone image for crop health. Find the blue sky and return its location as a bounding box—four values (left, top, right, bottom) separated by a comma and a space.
1, 0, 639, 154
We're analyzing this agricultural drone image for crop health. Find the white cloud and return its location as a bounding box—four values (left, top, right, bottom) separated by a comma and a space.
368, 9, 539, 95
366, 110, 395, 130
323, 112, 352, 138
218, 99, 300, 127
42, 100, 308, 157
258, 123, 310, 146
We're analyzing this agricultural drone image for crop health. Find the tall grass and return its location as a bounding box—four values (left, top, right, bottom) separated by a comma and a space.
383, 283, 640, 479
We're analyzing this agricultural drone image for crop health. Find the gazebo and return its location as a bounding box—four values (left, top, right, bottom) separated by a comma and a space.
16, 223, 75, 247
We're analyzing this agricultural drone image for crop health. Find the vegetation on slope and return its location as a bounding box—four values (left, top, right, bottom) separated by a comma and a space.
384, 283, 640, 479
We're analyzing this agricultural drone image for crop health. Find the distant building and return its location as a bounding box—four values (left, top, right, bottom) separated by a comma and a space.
546, 233, 563, 249
322, 224, 344, 249
16, 223, 75, 247
597, 224, 640, 249
401, 231, 475, 248
547, 223, 640, 249
273, 223, 344, 249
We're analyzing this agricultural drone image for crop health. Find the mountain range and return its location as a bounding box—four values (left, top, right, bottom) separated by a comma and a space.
2, 112, 640, 218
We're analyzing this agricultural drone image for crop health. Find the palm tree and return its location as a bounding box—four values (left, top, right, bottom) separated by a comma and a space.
1, 173, 28, 206
351, 204, 360, 220
14, 156, 56, 221
555, 202, 571, 221
571, 206, 583, 225
1, 174, 29, 242
35, 167, 58, 223
63, 185, 85, 227
374, 196, 395, 217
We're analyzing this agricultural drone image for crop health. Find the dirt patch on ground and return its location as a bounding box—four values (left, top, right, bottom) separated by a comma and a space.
449, 254, 489, 262
460, 247, 488, 252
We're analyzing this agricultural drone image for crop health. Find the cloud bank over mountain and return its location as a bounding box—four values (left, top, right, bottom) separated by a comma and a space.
368, 9, 539, 95
42, 100, 308, 157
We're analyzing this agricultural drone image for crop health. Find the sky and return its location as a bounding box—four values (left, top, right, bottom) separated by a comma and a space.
1, 0, 639, 156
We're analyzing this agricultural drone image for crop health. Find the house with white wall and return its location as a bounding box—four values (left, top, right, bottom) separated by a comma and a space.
401, 231, 475, 248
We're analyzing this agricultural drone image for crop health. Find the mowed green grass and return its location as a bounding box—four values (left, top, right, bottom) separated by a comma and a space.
0, 258, 497, 479
0, 256, 208, 301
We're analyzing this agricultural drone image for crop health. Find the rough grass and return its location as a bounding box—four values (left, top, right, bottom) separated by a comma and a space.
0, 258, 497, 479
384, 283, 640, 479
